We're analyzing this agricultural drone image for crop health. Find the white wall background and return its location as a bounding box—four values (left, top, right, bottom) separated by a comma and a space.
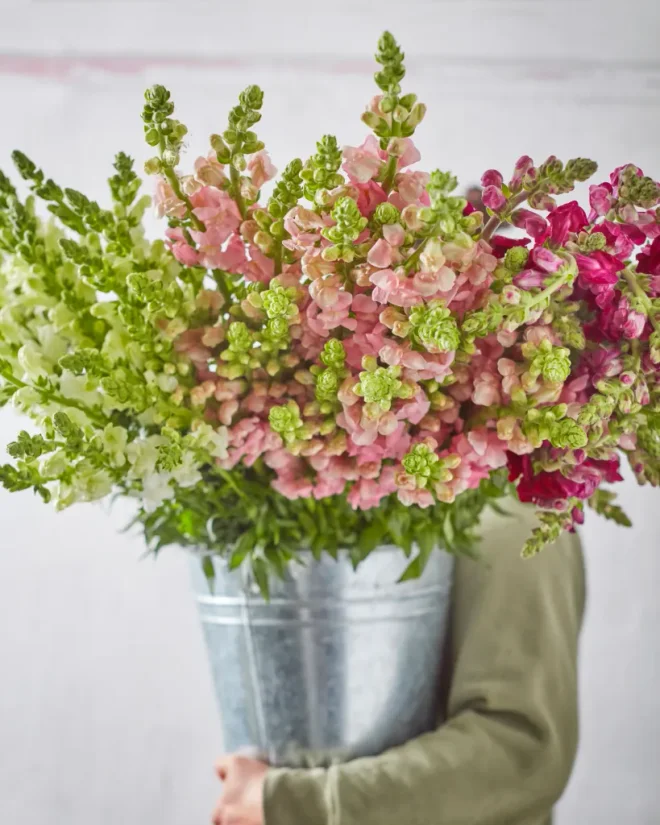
1, 1, 659, 822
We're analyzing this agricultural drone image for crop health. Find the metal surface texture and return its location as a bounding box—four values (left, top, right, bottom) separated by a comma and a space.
190, 547, 454, 767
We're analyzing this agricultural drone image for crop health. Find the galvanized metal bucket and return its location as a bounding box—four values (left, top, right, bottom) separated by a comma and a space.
190, 547, 454, 767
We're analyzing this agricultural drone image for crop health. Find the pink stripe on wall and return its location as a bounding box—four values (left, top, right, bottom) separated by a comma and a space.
0, 54, 376, 79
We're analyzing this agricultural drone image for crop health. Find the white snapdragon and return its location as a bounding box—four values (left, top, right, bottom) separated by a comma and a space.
48, 303, 77, 333
12, 386, 41, 412
39, 449, 69, 478
191, 422, 229, 459
58, 372, 104, 409
35, 326, 68, 363
17, 343, 49, 381
126, 436, 163, 479
72, 461, 114, 503
141, 472, 176, 512
100, 425, 129, 468
170, 451, 202, 489
156, 373, 179, 393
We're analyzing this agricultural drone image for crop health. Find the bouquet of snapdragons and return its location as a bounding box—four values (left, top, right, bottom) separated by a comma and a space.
1, 33, 659, 592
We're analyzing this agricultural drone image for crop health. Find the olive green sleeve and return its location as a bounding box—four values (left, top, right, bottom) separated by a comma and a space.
263, 502, 586, 825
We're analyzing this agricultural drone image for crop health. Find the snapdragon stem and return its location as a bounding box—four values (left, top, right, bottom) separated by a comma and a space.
213, 270, 232, 306
273, 245, 282, 277
163, 166, 206, 233
480, 188, 541, 243
0, 370, 107, 427
403, 239, 427, 274
381, 120, 400, 194
622, 268, 660, 334
382, 156, 398, 194
230, 165, 247, 221
216, 467, 249, 500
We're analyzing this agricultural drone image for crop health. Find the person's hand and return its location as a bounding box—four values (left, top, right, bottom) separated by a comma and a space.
211, 754, 269, 825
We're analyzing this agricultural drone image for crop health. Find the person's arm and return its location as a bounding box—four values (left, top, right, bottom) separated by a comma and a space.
263, 502, 586, 825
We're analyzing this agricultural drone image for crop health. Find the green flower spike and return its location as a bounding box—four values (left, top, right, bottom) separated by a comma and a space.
522, 338, 572, 384
409, 170, 470, 244
353, 357, 413, 412
550, 418, 589, 450
219, 321, 259, 378
259, 282, 300, 322
504, 246, 529, 273
321, 197, 368, 263
408, 300, 461, 354
301, 135, 344, 203
372, 202, 401, 228
401, 443, 461, 490
401, 442, 439, 487
312, 340, 348, 412
319, 339, 346, 370
268, 400, 306, 445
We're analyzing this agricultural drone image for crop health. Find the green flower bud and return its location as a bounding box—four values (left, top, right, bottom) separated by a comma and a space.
261, 283, 298, 320
268, 400, 305, 444
374, 31, 405, 97
401, 442, 439, 485
315, 368, 340, 403
404, 102, 427, 131
541, 347, 571, 383
239, 85, 264, 112
565, 157, 598, 182
409, 301, 461, 353
354, 364, 404, 411
227, 321, 252, 352
372, 202, 400, 227
649, 331, 660, 365
638, 425, 660, 458
503, 246, 529, 273
550, 419, 588, 450
319, 339, 346, 370
263, 317, 289, 345
581, 232, 606, 252
323, 197, 368, 244
143, 157, 162, 175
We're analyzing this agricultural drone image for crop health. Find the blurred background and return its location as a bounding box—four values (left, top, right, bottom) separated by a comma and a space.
1, 1, 659, 822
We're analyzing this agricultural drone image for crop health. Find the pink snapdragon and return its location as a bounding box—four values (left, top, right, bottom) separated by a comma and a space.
149, 103, 660, 544
247, 150, 277, 189
343, 136, 384, 183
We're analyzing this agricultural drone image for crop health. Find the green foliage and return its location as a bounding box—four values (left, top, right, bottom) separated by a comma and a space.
588, 489, 632, 527
521, 508, 576, 558
108, 152, 141, 209
137, 465, 513, 598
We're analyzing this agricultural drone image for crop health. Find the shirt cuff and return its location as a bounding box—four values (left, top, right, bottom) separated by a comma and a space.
263, 767, 332, 825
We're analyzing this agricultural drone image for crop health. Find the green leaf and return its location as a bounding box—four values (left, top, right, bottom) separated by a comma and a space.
252, 557, 270, 600
202, 556, 216, 593
487, 501, 511, 517
398, 546, 432, 582
443, 510, 455, 548
310, 533, 325, 561
357, 520, 386, 558
265, 547, 288, 581
297, 510, 318, 538
177, 508, 195, 536
229, 530, 255, 569
417, 526, 436, 557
